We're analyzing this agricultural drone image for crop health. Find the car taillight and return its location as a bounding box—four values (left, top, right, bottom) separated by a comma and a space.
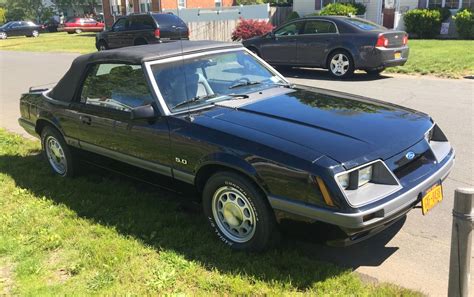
154, 28, 160, 38
403, 34, 408, 45
376, 34, 389, 48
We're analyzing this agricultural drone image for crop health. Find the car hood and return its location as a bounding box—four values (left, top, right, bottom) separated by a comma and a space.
210, 86, 433, 169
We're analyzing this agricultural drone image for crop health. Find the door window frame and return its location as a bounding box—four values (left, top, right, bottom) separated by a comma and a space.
301, 19, 339, 35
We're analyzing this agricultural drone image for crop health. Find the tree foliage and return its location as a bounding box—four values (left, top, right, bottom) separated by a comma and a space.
0, 8, 6, 24
52, 0, 100, 15
5, 0, 55, 22
319, 3, 358, 16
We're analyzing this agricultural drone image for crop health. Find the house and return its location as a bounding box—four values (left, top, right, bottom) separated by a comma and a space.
293, 0, 473, 30
101, 0, 235, 26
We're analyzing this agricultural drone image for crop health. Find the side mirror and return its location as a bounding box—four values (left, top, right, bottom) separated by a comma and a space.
130, 104, 157, 120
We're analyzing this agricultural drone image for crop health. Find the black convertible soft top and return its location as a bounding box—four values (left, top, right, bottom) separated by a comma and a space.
48, 40, 242, 102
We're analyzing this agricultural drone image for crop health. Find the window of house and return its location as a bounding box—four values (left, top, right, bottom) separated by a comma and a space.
139, 0, 151, 12
427, 0, 465, 8
178, 0, 186, 8
81, 64, 153, 112
215, 0, 222, 7
462, 0, 474, 8
444, 0, 460, 8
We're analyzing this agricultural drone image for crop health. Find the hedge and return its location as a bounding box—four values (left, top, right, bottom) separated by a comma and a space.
453, 9, 474, 39
403, 9, 442, 38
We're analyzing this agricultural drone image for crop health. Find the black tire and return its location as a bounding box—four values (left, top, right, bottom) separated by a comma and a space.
327, 50, 355, 79
40, 126, 75, 177
202, 171, 279, 252
366, 68, 385, 76
67, 31, 74, 34
97, 40, 108, 51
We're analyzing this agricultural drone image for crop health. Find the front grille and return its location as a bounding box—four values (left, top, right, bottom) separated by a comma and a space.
393, 155, 430, 179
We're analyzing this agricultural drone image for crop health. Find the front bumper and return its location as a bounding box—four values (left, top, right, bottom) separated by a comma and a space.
269, 149, 455, 241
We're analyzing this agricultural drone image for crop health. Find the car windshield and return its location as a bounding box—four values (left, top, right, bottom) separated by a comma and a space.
150, 50, 288, 112
345, 18, 386, 31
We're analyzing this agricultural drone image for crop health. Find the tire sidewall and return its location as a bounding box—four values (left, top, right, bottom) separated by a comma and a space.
203, 172, 275, 251
40, 126, 74, 177
327, 50, 354, 79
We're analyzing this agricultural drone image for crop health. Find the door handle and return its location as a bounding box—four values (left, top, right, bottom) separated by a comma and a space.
80, 115, 91, 125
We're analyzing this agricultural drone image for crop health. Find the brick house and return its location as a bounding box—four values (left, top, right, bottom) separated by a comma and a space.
102, 0, 235, 26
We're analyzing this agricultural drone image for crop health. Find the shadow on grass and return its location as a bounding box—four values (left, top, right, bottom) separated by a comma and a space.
0, 152, 402, 289
278, 67, 393, 82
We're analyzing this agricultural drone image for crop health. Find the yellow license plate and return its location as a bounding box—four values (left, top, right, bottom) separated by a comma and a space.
421, 184, 443, 215
394, 52, 402, 59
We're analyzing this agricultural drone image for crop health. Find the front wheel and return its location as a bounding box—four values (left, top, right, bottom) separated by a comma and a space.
97, 40, 108, 51
41, 126, 75, 177
203, 171, 278, 251
0, 32, 7, 40
75, 28, 82, 34
327, 50, 354, 79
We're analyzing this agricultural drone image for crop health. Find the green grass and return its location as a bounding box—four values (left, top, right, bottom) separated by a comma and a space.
384, 39, 474, 78
0, 128, 421, 295
0, 32, 96, 54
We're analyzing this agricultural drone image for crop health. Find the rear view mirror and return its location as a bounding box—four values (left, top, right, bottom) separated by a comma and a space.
130, 104, 156, 120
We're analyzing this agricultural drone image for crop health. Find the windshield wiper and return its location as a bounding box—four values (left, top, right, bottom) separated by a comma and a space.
172, 94, 218, 110
228, 80, 261, 89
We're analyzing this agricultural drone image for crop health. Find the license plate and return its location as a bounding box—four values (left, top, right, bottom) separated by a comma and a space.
394, 52, 402, 59
421, 183, 443, 215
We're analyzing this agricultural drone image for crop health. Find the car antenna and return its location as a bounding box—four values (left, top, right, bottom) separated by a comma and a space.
175, 1, 193, 122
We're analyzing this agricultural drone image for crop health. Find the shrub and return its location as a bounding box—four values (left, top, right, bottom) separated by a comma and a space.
232, 19, 273, 41
236, 0, 265, 5
286, 11, 300, 22
403, 9, 442, 38
350, 1, 366, 15
453, 9, 474, 39
320, 3, 358, 16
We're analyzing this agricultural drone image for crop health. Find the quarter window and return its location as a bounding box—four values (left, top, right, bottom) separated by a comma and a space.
274, 22, 304, 36
303, 20, 337, 34
113, 18, 127, 31
81, 64, 154, 112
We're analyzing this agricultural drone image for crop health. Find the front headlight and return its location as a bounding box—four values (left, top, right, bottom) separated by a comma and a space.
358, 165, 373, 187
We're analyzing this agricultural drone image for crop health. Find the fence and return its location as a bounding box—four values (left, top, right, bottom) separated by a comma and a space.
187, 20, 239, 42
269, 6, 292, 27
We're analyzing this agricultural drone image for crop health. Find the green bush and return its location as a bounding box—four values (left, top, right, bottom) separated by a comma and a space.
403, 9, 442, 38
320, 3, 357, 16
453, 9, 474, 39
351, 1, 366, 15
286, 11, 300, 21
0, 8, 6, 24
236, 0, 265, 4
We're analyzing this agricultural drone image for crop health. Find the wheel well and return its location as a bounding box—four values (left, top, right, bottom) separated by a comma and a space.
195, 164, 268, 198
326, 48, 353, 67
35, 120, 62, 138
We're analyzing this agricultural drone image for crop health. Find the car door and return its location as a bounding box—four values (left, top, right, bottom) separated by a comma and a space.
259, 21, 304, 64
69, 62, 173, 181
8, 22, 23, 36
106, 18, 128, 48
126, 15, 153, 45
296, 20, 339, 67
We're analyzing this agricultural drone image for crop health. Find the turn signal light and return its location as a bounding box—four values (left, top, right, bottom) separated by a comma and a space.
316, 177, 335, 207
376, 34, 389, 48
154, 28, 160, 39
403, 35, 408, 45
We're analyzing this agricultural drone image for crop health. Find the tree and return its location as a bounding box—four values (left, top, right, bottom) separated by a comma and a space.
52, 0, 100, 15
5, 0, 55, 22
0, 7, 6, 24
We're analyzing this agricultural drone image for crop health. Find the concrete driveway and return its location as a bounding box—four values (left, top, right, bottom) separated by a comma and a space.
1, 51, 473, 296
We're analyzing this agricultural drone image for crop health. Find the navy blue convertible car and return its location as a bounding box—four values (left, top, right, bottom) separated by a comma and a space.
19, 41, 454, 251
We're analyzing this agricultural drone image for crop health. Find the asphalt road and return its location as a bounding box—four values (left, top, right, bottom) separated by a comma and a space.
1, 51, 473, 296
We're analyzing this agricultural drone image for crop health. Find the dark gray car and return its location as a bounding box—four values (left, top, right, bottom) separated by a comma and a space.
96, 13, 189, 51
242, 16, 409, 78
0, 21, 41, 39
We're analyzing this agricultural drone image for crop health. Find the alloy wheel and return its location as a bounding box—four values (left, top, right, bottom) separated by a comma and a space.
330, 53, 350, 76
32, 30, 39, 37
211, 186, 256, 243
45, 135, 67, 175
0, 32, 7, 39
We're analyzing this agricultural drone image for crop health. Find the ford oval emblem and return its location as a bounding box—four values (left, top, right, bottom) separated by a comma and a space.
406, 151, 415, 160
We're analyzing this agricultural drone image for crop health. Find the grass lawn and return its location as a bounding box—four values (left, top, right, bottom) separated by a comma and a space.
0, 32, 96, 54
0, 128, 421, 295
0, 32, 473, 78
384, 39, 474, 78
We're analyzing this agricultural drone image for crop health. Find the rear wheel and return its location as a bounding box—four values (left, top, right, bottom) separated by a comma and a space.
327, 50, 354, 79
97, 40, 108, 51
203, 171, 279, 251
75, 28, 82, 34
0, 32, 7, 39
41, 126, 75, 177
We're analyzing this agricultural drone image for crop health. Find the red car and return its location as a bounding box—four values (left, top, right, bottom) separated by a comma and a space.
59, 17, 104, 34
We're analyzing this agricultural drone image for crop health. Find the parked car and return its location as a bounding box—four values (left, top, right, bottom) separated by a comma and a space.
0, 21, 41, 39
42, 19, 60, 33
18, 41, 454, 251
242, 16, 409, 78
95, 12, 189, 51
58, 17, 105, 34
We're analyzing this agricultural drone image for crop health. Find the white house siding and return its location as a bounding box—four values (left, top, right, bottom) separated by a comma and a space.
362, 0, 382, 24
293, 0, 318, 16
